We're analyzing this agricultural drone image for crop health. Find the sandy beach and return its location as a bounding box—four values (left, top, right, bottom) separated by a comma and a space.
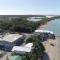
37, 24, 48, 30
42, 39, 56, 60
38, 24, 57, 60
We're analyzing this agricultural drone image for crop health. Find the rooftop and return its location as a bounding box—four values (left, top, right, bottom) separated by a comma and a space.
10, 55, 22, 60
46, 16, 54, 18
11, 46, 32, 52
12, 43, 33, 52
24, 43, 33, 48
35, 30, 54, 34
0, 34, 23, 42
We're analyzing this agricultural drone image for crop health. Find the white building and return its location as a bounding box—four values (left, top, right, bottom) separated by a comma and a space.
0, 34, 25, 51
35, 29, 54, 34
11, 43, 33, 55
27, 17, 45, 22
34, 29, 55, 39
46, 16, 54, 18
24, 43, 33, 48
0, 34, 23, 42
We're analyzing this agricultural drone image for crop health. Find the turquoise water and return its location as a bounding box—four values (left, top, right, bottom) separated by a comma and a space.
44, 19, 60, 36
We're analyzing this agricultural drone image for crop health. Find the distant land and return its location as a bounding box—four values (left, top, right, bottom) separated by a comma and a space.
0, 15, 58, 21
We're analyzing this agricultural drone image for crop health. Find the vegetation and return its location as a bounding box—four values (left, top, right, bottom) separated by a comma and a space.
0, 16, 59, 33
24, 35, 45, 60
0, 15, 59, 60
0, 18, 40, 33
37, 16, 60, 26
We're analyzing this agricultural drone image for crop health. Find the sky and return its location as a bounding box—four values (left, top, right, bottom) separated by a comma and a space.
0, 0, 60, 15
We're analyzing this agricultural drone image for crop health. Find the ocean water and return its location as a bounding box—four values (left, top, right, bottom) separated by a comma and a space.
44, 19, 60, 36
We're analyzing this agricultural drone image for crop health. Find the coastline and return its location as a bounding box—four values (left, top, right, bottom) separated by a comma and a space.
38, 24, 56, 60
37, 24, 48, 30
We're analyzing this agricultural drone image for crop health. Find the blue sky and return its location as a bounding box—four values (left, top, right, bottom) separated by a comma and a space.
0, 0, 60, 15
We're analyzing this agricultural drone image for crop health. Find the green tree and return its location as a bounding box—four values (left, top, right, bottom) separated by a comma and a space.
25, 36, 45, 60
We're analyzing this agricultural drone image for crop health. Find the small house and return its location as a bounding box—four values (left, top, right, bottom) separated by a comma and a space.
11, 43, 33, 55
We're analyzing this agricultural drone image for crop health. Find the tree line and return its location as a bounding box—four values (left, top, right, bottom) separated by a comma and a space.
0, 16, 59, 33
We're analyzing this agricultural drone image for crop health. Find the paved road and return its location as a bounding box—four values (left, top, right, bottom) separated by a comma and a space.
21, 33, 32, 46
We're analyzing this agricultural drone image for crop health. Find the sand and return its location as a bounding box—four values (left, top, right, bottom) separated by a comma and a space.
42, 39, 56, 60
37, 24, 48, 30
38, 24, 56, 60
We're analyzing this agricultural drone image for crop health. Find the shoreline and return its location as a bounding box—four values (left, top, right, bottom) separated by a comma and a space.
37, 24, 48, 30
38, 24, 56, 60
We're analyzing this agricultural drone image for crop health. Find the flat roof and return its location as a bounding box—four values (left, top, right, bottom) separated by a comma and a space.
11, 46, 32, 52
35, 30, 54, 34
46, 16, 54, 18
24, 43, 33, 48
0, 34, 23, 42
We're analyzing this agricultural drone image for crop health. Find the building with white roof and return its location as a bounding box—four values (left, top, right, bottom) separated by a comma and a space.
11, 43, 33, 55
34, 29, 55, 40
46, 16, 54, 18
0, 34, 23, 42
0, 34, 25, 51
12, 46, 32, 53
35, 30, 54, 34
24, 43, 33, 48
